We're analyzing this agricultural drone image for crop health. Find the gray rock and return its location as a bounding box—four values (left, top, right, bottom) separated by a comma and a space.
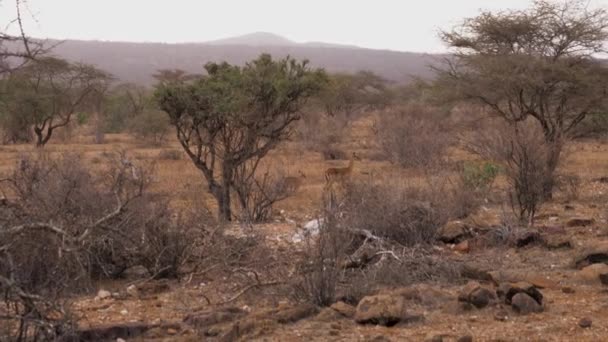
511, 293, 543, 314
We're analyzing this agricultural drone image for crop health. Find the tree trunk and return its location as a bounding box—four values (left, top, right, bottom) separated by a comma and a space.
217, 162, 233, 222
542, 139, 563, 200
34, 127, 52, 147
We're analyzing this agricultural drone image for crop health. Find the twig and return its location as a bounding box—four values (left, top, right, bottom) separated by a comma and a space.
218, 281, 284, 305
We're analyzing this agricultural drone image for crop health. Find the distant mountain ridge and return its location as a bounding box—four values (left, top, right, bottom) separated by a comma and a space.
37, 33, 443, 86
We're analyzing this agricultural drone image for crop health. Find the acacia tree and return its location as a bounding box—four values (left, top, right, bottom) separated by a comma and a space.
319, 71, 391, 119
0, 0, 45, 75
435, 0, 608, 196
156, 54, 325, 220
4, 57, 112, 146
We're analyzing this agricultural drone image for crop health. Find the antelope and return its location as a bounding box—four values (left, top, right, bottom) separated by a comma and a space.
283, 170, 306, 193
325, 152, 358, 189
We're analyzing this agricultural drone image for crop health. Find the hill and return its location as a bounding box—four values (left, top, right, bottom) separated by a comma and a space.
39, 34, 442, 86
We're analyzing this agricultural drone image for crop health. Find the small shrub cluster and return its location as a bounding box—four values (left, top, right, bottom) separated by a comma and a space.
376, 104, 452, 169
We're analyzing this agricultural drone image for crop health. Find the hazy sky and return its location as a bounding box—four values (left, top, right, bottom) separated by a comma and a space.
2, 0, 607, 52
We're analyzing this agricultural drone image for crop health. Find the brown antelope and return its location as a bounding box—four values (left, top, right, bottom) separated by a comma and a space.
283, 170, 306, 193
325, 152, 359, 189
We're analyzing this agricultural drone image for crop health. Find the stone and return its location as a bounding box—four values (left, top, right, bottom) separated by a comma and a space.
355, 294, 423, 326
460, 264, 493, 282
167, 328, 178, 335
438, 221, 470, 244
579, 317, 592, 328
526, 276, 558, 289
561, 286, 575, 294
116, 339, 126, 342
515, 230, 543, 248
566, 218, 594, 227
600, 273, 608, 285
136, 280, 171, 296
454, 240, 470, 253
457, 282, 495, 309
96, 289, 112, 300
511, 293, 543, 314
497, 282, 543, 305
183, 307, 246, 328
543, 236, 573, 250
494, 310, 509, 321
573, 241, 608, 268
126, 285, 139, 297
577, 263, 608, 284
330, 301, 356, 318
457, 335, 473, 342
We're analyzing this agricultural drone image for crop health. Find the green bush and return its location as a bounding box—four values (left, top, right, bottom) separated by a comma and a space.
460, 161, 500, 191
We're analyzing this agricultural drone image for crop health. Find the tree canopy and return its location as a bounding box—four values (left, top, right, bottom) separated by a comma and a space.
156, 54, 326, 220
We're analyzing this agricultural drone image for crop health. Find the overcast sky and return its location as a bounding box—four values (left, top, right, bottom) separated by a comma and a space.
1, 0, 607, 52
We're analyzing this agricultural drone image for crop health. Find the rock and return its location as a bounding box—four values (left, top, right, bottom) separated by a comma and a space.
516, 230, 543, 248
543, 235, 573, 250
273, 304, 318, 324
573, 241, 608, 268
126, 285, 139, 297
427, 335, 444, 342
511, 293, 543, 314
355, 294, 423, 326
454, 240, 470, 253
96, 289, 112, 300
577, 263, 608, 284
497, 282, 543, 305
122, 265, 149, 279
116, 339, 126, 342
183, 307, 246, 329
567, 218, 594, 227
579, 317, 592, 328
330, 301, 356, 318
494, 310, 509, 321
120, 309, 128, 315
561, 286, 575, 294
457, 335, 473, 342
600, 273, 608, 285
458, 282, 495, 309
438, 221, 470, 243
75, 322, 158, 341
526, 276, 558, 289
461, 264, 493, 282
136, 280, 170, 296
469, 288, 495, 308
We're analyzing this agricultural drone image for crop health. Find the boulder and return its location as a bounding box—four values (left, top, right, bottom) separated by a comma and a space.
330, 301, 356, 318
457, 281, 495, 309
438, 221, 470, 244
515, 230, 543, 248
461, 264, 493, 282
577, 263, 608, 285
511, 293, 543, 314
543, 235, 573, 250
355, 294, 423, 326
497, 282, 543, 305
579, 317, 592, 328
574, 241, 608, 268
95, 289, 111, 301
566, 218, 594, 227
183, 307, 246, 329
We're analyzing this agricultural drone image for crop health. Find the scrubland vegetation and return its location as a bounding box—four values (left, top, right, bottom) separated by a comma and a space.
2, 0, 608, 341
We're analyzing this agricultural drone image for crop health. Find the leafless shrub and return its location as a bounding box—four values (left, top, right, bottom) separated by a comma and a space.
555, 173, 581, 202
376, 104, 452, 169
233, 165, 295, 223
297, 110, 346, 156
292, 212, 352, 307
158, 149, 183, 160
466, 120, 552, 224
341, 179, 457, 246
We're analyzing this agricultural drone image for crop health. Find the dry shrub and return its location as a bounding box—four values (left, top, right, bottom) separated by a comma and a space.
233, 166, 296, 223
158, 148, 183, 160
292, 212, 352, 307
466, 120, 553, 223
297, 110, 346, 156
341, 177, 473, 246
0, 152, 217, 340
376, 104, 452, 169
